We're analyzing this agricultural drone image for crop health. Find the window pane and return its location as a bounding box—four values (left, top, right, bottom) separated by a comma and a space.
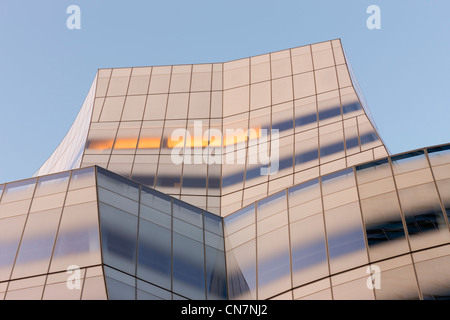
257, 226, 291, 300
50, 201, 101, 272
325, 202, 367, 274
290, 213, 328, 287
12, 209, 61, 279
226, 240, 256, 300
0, 215, 27, 281
397, 183, 450, 250
173, 232, 205, 299
99, 203, 138, 275
205, 246, 227, 300
1, 178, 36, 204
137, 219, 171, 290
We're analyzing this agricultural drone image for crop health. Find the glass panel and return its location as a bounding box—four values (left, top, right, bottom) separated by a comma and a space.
325, 202, 367, 274
360, 192, 409, 262
69, 167, 96, 190
104, 266, 136, 300
127, 67, 151, 95
290, 213, 328, 287
50, 201, 101, 272
137, 219, 171, 290
169, 65, 191, 93
35, 172, 70, 197
288, 178, 322, 221
331, 267, 375, 300
98, 187, 138, 216
205, 246, 227, 300
137, 279, 171, 300
165, 93, 189, 119
43, 269, 86, 300
414, 246, 450, 300
1, 178, 36, 204
257, 190, 286, 221
12, 209, 61, 279
250, 81, 271, 110
315, 67, 338, 94
144, 93, 168, 120
81, 275, 107, 300
173, 232, 206, 299
271, 50, 291, 79
226, 239, 256, 300
148, 66, 171, 94
374, 256, 420, 300
223, 86, 249, 117
257, 226, 291, 300
317, 91, 341, 126
428, 145, 450, 167
250, 54, 270, 83
293, 72, 316, 99
397, 183, 449, 250
172, 199, 203, 227
99, 96, 125, 122
85, 122, 118, 154
204, 212, 223, 237
224, 204, 255, 237
294, 96, 317, 132
294, 129, 319, 170
96, 69, 111, 97
107, 68, 131, 96
191, 64, 212, 92
319, 122, 345, 163
291, 45, 313, 74
97, 167, 139, 201
121, 95, 146, 121
189, 92, 211, 119
312, 42, 334, 69
99, 203, 138, 275
223, 58, 249, 90
137, 121, 163, 154
271, 76, 293, 105
140, 186, 171, 215
0, 215, 27, 281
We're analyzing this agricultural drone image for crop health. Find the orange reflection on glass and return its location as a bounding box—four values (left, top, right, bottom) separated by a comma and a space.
114, 138, 138, 150
87, 140, 114, 150
138, 138, 161, 149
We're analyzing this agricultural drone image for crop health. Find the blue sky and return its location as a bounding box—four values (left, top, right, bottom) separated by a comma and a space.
0, 1, 449, 184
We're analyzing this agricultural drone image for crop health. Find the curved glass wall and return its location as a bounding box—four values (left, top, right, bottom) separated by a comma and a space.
224, 143, 450, 300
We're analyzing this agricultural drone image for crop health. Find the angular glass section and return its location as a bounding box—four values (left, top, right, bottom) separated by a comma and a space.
290, 213, 328, 287
257, 226, 291, 299
137, 218, 171, 290
50, 201, 101, 273
205, 246, 227, 300
356, 159, 410, 262
397, 183, 449, 250
12, 209, 61, 279
104, 266, 136, 300
414, 246, 450, 300
0, 215, 27, 281
34, 172, 70, 197
99, 203, 138, 275
1, 178, 37, 204
173, 232, 206, 299
226, 239, 256, 300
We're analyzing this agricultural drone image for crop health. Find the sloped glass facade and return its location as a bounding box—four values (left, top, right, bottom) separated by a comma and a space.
1, 39, 449, 300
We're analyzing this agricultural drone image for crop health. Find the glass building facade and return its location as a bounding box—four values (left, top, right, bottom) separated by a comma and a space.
1, 39, 449, 300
